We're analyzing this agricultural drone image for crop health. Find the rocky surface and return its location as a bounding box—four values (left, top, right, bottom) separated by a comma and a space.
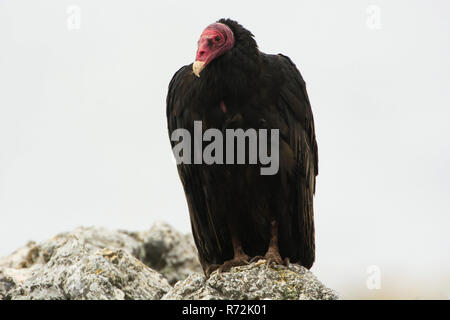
0, 222, 338, 300
163, 260, 338, 300
6, 238, 171, 300
131, 222, 202, 285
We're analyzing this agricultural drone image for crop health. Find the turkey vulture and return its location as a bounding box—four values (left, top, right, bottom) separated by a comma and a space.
166, 19, 318, 276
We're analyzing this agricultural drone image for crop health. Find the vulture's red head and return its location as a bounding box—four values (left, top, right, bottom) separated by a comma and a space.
193, 22, 235, 77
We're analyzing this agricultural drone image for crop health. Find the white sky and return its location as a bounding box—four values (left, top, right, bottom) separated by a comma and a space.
0, 0, 449, 299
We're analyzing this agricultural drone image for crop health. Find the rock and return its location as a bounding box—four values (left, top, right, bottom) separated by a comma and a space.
0, 222, 338, 300
0, 222, 202, 290
5, 236, 171, 300
0, 241, 42, 269
0, 241, 42, 299
163, 260, 339, 300
131, 222, 202, 285
0, 270, 16, 300
0, 222, 201, 299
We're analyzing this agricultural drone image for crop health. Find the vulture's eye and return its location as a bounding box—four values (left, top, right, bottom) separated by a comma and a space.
214, 36, 221, 42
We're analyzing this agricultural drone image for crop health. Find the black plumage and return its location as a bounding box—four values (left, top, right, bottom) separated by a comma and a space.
166, 19, 318, 275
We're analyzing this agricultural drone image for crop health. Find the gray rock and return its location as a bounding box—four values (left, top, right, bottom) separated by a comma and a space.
130, 222, 202, 285
6, 236, 171, 300
0, 222, 338, 300
0, 222, 201, 299
0, 270, 16, 300
0, 222, 202, 288
0, 241, 42, 269
0, 227, 144, 271
163, 259, 339, 300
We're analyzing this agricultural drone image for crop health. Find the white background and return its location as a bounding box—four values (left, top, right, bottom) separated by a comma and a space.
1, 0, 449, 298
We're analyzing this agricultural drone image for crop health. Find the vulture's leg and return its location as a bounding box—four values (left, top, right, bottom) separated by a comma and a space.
251, 220, 289, 266
205, 231, 250, 277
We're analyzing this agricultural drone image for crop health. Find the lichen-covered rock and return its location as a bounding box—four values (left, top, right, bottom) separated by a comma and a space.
0, 270, 16, 300
5, 236, 171, 300
0, 222, 338, 300
0, 227, 145, 271
163, 260, 339, 300
0, 222, 202, 289
0, 223, 200, 300
0, 241, 42, 269
130, 222, 202, 285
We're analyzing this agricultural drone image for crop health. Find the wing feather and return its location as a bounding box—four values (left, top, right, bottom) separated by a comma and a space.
273, 54, 318, 267
166, 65, 224, 271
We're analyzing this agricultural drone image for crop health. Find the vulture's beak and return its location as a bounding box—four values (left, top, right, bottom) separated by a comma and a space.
193, 61, 205, 77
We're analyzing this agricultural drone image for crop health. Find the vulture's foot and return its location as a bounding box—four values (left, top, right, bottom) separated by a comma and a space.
249, 220, 290, 267
206, 255, 250, 278
205, 264, 220, 278
265, 249, 284, 266
251, 251, 290, 267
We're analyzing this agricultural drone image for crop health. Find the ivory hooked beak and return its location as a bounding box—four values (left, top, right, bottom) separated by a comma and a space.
193, 61, 205, 77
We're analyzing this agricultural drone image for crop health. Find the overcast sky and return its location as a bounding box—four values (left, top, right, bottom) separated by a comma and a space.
0, 0, 449, 299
